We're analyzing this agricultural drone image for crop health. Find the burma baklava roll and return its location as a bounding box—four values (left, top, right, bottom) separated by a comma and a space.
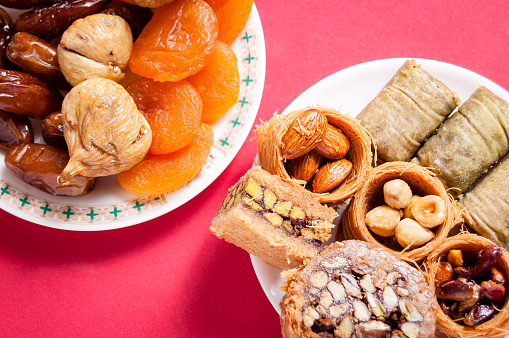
209, 166, 338, 270
280, 240, 436, 338
413, 86, 509, 195
458, 157, 509, 250
357, 59, 459, 162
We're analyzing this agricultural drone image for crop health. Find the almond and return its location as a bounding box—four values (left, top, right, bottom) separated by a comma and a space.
312, 159, 353, 193
288, 150, 322, 181
315, 124, 350, 159
280, 108, 327, 159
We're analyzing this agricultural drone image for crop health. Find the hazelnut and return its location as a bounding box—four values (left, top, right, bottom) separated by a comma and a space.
411, 195, 446, 228
57, 14, 133, 86
383, 179, 412, 209
394, 218, 434, 249
365, 205, 401, 237
402, 195, 421, 219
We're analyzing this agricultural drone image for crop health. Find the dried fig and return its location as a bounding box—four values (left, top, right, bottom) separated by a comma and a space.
58, 13, 133, 86
58, 78, 152, 183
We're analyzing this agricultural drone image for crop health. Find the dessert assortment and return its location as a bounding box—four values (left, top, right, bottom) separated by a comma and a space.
0, 0, 252, 198
210, 59, 509, 336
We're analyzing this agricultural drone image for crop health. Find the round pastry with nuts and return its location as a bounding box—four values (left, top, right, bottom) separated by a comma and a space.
280, 240, 436, 338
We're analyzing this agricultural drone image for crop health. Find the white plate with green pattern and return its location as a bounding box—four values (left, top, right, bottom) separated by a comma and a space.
0, 4, 266, 231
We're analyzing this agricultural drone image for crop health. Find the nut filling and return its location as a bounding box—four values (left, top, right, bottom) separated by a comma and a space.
219, 177, 330, 244
301, 258, 424, 338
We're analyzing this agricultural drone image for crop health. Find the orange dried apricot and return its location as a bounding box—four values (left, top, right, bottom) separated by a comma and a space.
117, 123, 214, 196
204, 0, 253, 45
187, 40, 239, 122
126, 77, 202, 154
129, 0, 218, 82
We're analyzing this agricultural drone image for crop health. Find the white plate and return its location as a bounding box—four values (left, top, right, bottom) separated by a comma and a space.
251, 57, 509, 315
0, 4, 266, 231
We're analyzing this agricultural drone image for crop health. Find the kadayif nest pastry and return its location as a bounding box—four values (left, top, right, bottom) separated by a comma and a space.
210, 166, 338, 270
280, 240, 436, 338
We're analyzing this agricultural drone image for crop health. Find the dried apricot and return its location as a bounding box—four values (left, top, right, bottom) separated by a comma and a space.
187, 40, 239, 122
117, 123, 214, 196
204, 0, 253, 45
129, 0, 218, 82
126, 77, 202, 154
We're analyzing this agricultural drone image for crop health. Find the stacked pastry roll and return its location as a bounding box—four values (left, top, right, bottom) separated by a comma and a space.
357, 59, 459, 162
413, 86, 509, 195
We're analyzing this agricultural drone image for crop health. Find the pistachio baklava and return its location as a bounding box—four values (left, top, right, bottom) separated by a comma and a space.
209, 166, 338, 270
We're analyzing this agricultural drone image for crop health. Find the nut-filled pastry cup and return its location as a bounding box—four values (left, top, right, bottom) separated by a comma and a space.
209, 166, 338, 270
256, 107, 372, 204
280, 240, 436, 338
423, 234, 509, 338
341, 161, 459, 262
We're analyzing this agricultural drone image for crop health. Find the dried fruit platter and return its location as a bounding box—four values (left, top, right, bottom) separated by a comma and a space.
251, 58, 509, 314
0, 4, 266, 231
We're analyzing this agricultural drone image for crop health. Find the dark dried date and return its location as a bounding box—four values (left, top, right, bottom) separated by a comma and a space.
0, 69, 63, 119
14, 0, 110, 40
0, 0, 56, 9
475, 244, 502, 277
42, 111, 66, 149
5, 143, 95, 196
100, 3, 153, 40
0, 8, 13, 69
6, 32, 69, 89
0, 109, 33, 149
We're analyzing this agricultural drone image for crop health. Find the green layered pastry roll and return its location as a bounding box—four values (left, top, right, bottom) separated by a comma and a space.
357, 60, 459, 162
413, 86, 509, 195
458, 157, 509, 250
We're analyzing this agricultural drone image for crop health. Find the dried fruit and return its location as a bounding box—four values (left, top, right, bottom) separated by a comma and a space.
312, 159, 353, 193
6, 32, 68, 88
474, 244, 502, 276
410, 195, 446, 228
58, 14, 133, 86
436, 279, 475, 302
59, 78, 152, 183
41, 111, 66, 149
126, 77, 202, 154
0, 110, 33, 150
288, 150, 322, 182
464, 302, 496, 326
394, 218, 434, 249
121, 0, 175, 8
491, 267, 506, 285
435, 262, 453, 285
365, 205, 401, 237
100, 3, 153, 40
383, 179, 412, 209
0, 69, 63, 119
0, 0, 55, 9
0, 8, 13, 69
117, 123, 213, 196
481, 280, 505, 302
314, 124, 350, 159
14, 0, 109, 40
281, 108, 327, 159
187, 40, 239, 122
129, 0, 218, 82
204, 0, 253, 44
5, 143, 95, 196
447, 249, 464, 268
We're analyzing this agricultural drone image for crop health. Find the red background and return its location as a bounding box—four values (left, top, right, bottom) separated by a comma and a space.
1, 1, 509, 337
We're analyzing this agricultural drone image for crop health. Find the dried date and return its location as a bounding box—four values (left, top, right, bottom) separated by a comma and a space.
0, 69, 63, 119
0, 8, 13, 69
5, 143, 95, 196
42, 111, 66, 149
6, 32, 69, 88
100, 3, 153, 40
14, 0, 110, 40
0, 109, 33, 150
0, 0, 56, 9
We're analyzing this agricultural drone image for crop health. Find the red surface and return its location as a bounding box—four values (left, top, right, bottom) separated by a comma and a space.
1, 1, 509, 337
